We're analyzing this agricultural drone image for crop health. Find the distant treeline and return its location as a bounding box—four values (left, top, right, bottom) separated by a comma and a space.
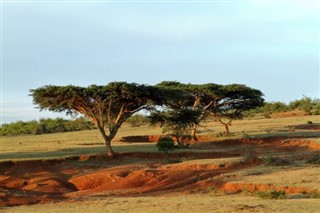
0, 117, 95, 136
244, 96, 320, 117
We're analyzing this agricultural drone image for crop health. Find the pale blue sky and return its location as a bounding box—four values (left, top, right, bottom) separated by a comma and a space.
1, 1, 319, 123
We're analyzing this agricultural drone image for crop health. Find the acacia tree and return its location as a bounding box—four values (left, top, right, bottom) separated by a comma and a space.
30, 82, 159, 157
156, 81, 264, 138
156, 81, 225, 140
213, 84, 264, 135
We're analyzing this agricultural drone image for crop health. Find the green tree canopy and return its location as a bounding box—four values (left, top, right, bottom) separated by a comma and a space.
213, 84, 264, 134
155, 81, 264, 137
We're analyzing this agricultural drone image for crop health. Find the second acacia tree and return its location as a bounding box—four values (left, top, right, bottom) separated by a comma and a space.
154, 81, 264, 139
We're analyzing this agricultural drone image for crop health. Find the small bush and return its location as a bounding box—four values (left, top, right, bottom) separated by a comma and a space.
310, 190, 320, 199
260, 156, 290, 166
156, 137, 175, 154
207, 186, 217, 196
306, 154, 320, 165
256, 190, 286, 199
260, 156, 273, 166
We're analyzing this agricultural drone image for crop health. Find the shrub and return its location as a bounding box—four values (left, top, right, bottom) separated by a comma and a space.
207, 186, 217, 196
256, 190, 286, 199
310, 190, 320, 198
289, 96, 320, 115
260, 156, 290, 166
306, 154, 320, 165
156, 137, 175, 154
260, 156, 273, 166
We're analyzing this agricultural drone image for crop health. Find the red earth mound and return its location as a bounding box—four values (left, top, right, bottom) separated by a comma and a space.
67, 157, 261, 196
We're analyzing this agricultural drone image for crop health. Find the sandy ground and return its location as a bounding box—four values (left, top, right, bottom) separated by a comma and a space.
2, 194, 320, 213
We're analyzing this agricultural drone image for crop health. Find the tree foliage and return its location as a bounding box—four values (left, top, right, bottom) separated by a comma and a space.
243, 96, 320, 117
149, 108, 200, 147
30, 81, 265, 155
213, 84, 264, 134
155, 81, 264, 137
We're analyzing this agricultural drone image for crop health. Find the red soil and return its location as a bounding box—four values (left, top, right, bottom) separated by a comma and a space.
1, 137, 319, 207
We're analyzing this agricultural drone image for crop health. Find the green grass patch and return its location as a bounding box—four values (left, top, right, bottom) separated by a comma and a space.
256, 190, 286, 199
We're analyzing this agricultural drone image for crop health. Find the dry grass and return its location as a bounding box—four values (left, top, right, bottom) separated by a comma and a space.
228, 165, 320, 189
0, 124, 162, 161
2, 194, 320, 213
1, 115, 319, 161
200, 115, 320, 139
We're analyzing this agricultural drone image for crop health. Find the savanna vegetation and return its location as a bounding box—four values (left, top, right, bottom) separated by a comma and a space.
2, 81, 319, 212
1, 114, 320, 213
29, 81, 264, 157
30, 82, 163, 157
244, 96, 320, 118
2, 95, 317, 137
0, 117, 94, 136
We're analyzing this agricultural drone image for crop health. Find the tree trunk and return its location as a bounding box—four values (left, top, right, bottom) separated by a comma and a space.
98, 126, 115, 157
191, 124, 198, 141
105, 138, 115, 158
224, 124, 230, 135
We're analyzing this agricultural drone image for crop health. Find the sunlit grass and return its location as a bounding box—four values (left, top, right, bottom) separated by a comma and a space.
1, 115, 319, 161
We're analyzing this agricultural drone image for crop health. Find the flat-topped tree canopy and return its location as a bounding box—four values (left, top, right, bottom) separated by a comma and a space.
219, 84, 264, 109
216, 84, 265, 115
155, 81, 194, 109
156, 81, 225, 109
156, 81, 225, 140
155, 81, 264, 139
30, 82, 160, 157
213, 84, 265, 134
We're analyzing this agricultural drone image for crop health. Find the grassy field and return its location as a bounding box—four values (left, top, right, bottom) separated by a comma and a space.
1, 115, 319, 161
